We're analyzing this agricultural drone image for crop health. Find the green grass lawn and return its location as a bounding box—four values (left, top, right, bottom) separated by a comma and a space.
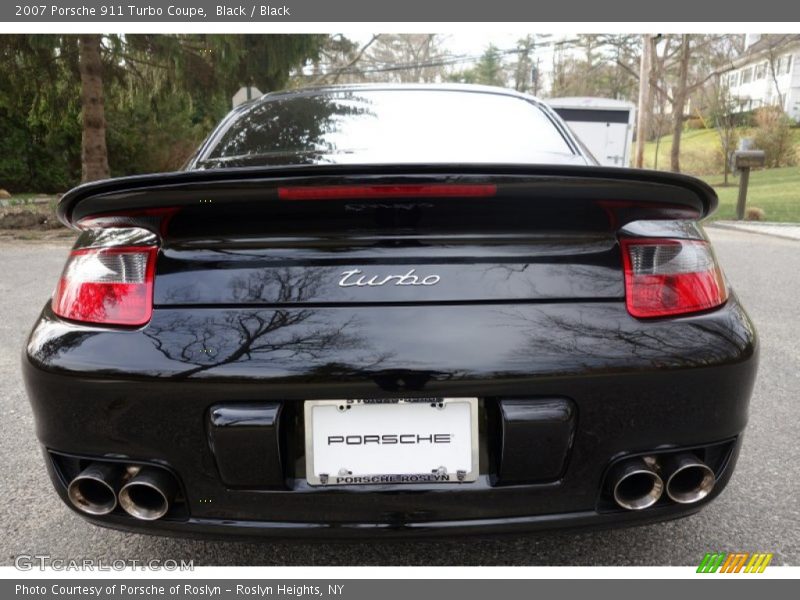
642, 129, 722, 173
699, 166, 800, 222
641, 128, 800, 175
637, 128, 800, 222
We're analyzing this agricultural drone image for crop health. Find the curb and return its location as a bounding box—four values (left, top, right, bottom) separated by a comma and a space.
707, 221, 800, 242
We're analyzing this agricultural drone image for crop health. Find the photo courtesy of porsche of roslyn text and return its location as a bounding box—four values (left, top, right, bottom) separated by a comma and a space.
2, 30, 799, 568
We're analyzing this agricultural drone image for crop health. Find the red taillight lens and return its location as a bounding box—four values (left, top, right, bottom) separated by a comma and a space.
621, 238, 727, 318
52, 246, 157, 326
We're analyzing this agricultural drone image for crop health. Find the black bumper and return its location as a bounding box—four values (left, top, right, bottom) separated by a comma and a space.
23, 299, 757, 538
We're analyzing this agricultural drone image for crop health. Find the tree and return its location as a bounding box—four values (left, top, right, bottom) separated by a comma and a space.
363, 34, 447, 83
704, 80, 739, 184
669, 35, 692, 173
78, 35, 110, 182
0, 36, 84, 191
512, 35, 536, 93
651, 35, 742, 172
299, 34, 450, 85
549, 35, 639, 100
600, 34, 641, 100
449, 44, 506, 87
119, 34, 326, 122
0, 34, 327, 191
306, 35, 373, 85
475, 45, 506, 86
666, 36, 743, 173
635, 34, 655, 168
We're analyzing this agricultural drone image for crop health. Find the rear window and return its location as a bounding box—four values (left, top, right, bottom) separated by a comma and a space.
198, 89, 576, 167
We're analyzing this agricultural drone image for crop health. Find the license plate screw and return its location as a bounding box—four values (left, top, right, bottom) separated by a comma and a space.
457, 470, 466, 481
319, 473, 329, 485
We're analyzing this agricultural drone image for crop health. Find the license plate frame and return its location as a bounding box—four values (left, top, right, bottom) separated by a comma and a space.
304, 398, 479, 486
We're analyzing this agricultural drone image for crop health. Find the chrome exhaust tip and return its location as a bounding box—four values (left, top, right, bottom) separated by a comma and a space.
610, 457, 664, 511
663, 453, 716, 504
67, 462, 121, 516
118, 467, 176, 521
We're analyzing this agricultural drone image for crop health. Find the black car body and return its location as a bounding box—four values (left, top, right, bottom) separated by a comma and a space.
23, 85, 757, 539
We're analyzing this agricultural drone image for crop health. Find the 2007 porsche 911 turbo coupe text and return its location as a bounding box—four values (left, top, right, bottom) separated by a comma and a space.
23, 85, 758, 538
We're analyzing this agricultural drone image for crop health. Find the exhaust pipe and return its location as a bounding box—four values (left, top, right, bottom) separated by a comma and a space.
67, 462, 121, 516
610, 457, 664, 510
662, 453, 716, 504
118, 467, 177, 521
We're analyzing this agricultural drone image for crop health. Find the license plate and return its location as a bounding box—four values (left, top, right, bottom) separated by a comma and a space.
304, 398, 479, 486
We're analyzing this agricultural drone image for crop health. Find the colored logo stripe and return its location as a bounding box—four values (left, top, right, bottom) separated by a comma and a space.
720, 553, 749, 573
745, 553, 773, 573
697, 553, 726, 573
697, 552, 773, 573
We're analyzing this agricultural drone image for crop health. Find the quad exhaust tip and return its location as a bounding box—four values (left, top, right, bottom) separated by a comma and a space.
662, 453, 716, 504
609, 452, 716, 510
118, 467, 177, 521
610, 457, 664, 511
67, 462, 121, 516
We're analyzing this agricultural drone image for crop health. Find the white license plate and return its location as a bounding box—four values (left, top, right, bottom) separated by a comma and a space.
304, 398, 479, 486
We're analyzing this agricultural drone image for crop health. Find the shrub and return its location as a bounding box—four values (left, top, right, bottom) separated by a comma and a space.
678, 147, 724, 176
752, 107, 798, 168
745, 207, 766, 221
686, 117, 706, 130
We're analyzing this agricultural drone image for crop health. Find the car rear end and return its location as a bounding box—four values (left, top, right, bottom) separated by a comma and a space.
22, 87, 757, 538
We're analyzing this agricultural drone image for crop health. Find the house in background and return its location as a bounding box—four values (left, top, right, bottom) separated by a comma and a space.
722, 34, 800, 121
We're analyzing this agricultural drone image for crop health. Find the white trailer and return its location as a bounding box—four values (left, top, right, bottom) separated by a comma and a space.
546, 97, 636, 168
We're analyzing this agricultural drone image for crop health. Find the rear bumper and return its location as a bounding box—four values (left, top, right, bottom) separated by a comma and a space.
41, 443, 736, 540
24, 299, 757, 538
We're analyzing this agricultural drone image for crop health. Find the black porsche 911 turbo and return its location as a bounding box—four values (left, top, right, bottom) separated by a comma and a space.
23, 84, 757, 539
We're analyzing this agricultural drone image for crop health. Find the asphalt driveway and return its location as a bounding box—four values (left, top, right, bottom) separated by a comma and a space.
1, 227, 797, 566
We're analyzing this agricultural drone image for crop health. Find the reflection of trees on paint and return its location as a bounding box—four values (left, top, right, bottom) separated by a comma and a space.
28, 328, 92, 364
199, 91, 373, 167
144, 267, 388, 378
502, 302, 754, 373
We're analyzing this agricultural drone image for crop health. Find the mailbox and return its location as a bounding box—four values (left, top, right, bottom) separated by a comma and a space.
730, 149, 766, 220
731, 150, 766, 171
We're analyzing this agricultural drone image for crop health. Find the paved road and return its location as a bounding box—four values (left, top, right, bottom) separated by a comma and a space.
1, 229, 798, 566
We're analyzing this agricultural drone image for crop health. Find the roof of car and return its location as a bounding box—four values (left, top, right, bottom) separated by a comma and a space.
245, 83, 549, 109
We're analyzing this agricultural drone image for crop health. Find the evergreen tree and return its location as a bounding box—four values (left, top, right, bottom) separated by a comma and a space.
0, 34, 326, 190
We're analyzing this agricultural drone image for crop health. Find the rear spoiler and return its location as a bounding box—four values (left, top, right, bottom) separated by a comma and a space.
57, 163, 718, 231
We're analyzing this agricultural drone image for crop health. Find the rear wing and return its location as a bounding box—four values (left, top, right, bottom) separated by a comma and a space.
57, 164, 718, 234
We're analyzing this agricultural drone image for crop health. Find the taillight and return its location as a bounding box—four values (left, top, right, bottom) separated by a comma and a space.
621, 238, 727, 318
52, 246, 157, 326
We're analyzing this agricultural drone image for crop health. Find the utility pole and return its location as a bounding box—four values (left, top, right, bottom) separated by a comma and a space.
635, 34, 653, 169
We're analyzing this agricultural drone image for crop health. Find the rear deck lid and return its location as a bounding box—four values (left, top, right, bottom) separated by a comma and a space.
57, 164, 717, 306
